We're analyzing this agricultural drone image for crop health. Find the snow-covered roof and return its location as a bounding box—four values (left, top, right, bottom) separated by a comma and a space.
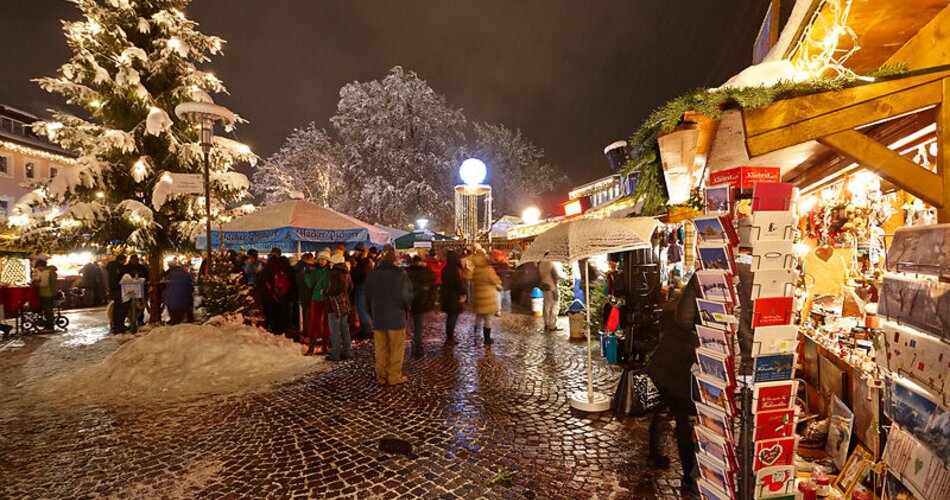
222, 199, 388, 240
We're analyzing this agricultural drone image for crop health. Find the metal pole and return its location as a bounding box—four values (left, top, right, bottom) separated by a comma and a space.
204, 149, 212, 277
585, 263, 593, 402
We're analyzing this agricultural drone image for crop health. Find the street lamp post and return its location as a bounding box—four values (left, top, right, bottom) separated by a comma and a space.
174, 101, 235, 276
454, 158, 491, 249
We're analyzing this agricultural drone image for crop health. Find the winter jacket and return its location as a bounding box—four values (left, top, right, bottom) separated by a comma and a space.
295, 260, 314, 305
121, 263, 149, 280
440, 263, 466, 314
647, 275, 700, 402
538, 261, 565, 292
363, 260, 411, 330
406, 264, 436, 314
106, 260, 123, 298
492, 261, 511, 290
162, 266, 194, 310
471, 254, 502, 315
304, 265, 330, 302
325, 263, 353, 317
243, 259, 262, 285
33, 266, 58, 298
80, 262, 103, 289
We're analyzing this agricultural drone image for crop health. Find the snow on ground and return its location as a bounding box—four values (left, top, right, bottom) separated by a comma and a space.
43, 322, 324, 405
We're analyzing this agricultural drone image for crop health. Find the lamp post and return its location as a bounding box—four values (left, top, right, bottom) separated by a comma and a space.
174, 100, 235, 275
454, 158, 491, 249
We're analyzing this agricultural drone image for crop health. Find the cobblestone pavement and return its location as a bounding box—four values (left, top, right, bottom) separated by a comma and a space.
0, 309, 684, 499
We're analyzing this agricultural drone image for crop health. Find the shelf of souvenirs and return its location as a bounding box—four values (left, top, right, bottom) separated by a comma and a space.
799, 313, 880, 380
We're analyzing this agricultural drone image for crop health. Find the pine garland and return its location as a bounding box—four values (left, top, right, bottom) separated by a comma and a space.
623, 64, 909, 215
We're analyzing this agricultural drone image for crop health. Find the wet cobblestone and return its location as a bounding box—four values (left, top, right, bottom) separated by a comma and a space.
0, 311, 682, 498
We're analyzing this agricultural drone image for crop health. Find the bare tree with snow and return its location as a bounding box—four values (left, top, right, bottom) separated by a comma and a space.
252, 123, 339, 207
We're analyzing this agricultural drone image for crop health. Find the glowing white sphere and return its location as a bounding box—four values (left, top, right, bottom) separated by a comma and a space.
522, 206, 541, 225
459, 158, 487, 186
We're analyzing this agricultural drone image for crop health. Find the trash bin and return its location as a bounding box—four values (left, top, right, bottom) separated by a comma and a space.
568, 312, 586, 339
530, 287, 543, 317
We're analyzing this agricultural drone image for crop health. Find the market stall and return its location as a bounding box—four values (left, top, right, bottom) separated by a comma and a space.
202, 199, 391, 254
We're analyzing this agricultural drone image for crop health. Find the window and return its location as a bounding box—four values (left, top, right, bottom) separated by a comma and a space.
25, 161, 35, 179
0, 155, 7, 175
0, 200, 8, 217
49, 165, 58, 178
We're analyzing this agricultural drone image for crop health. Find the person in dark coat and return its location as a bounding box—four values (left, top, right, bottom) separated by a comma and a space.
106, 254, 127, 334
162, 261, 194, 325
364, 246, 412, 385
323, 253, 353, 361
646, 274, 700, 497
259, 255, 293, 335
121, 254, 149, 325
439, 251, 466, 346
79, 260, 105, 307
406, 255, 436, 356
295, 253, 315, 342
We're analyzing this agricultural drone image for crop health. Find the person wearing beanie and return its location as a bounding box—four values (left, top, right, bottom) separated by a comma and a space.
304, 250, 332, 355
364, 245, 412, 384
470, 252, 502, 345
406, 254, 436, 357
323, 253, 353, 361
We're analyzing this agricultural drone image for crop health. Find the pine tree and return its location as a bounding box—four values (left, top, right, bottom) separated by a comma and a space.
18, 0, 255, 320
201, 258, 257, 322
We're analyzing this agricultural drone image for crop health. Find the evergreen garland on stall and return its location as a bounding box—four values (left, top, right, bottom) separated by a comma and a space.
623, 63, 908, 215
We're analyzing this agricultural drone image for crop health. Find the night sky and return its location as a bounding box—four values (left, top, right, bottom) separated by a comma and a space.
1, 1, 767, 195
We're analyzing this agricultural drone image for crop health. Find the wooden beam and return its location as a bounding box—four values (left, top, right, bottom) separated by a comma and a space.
887, 4, 950, 71
818, 130, 944, 207
938, 77, 950, 222
744, 69, 950, 139
746, 80, 942, 157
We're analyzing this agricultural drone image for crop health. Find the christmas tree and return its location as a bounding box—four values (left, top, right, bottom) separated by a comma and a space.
15, 0, 256, 320
202, 258, 258, 323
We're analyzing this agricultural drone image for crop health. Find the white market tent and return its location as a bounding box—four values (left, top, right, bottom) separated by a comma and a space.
203, 200, 391, 253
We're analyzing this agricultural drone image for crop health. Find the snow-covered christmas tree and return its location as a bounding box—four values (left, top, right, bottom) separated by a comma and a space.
201, 258, 257, 323
16, 0, 256, 319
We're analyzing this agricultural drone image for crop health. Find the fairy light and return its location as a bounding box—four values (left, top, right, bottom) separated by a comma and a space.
167, 37, 182, 51
89, 99, 102, 109
0, 140, 76, 165
132, 157, 148, 178
95, 191, 105, 199
791, 0, 865, 80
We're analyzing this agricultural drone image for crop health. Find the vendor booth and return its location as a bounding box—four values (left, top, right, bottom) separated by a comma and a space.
201, 200, 391, 254
394, 230, 452, 251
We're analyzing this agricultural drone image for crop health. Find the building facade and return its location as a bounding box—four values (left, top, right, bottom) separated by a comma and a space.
0, 105, 75, 217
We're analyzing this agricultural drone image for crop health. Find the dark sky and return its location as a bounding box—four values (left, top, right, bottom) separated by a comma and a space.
1, 1, 767, 192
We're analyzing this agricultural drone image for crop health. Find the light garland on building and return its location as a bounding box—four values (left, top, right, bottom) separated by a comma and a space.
791, 0, 866, 81
0, 140, 76, 165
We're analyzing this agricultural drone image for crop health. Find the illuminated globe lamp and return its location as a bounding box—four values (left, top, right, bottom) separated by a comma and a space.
454, 158, 492, 245
521, 206, 541, 226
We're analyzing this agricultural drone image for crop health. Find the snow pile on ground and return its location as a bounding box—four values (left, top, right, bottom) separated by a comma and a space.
49, 323, 322, 403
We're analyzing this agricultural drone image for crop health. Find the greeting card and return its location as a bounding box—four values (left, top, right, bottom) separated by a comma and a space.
704, 185, 734, 215
753, 353, 796, 383
826, 395, 854, 470
751, 269, 798, 299
885, 223, 950, 278
754, 465, 795, 498
699, 244, 736, 274
750, 240, 794, 271
749, 211, 796, 241
886, 378, 950, 464
753, 380, 797, 413
697, 478, 733, 500
753, 437, 796, 471
694, 215, 740, 247
751, 182, 795, 212
878, 320, 950, 400
883, 425, 950, 500
878, 274, 950, 341
751, 297, 794, 328
698, 298, 734, 328
751, 325, 798, 356
697, 270, 736, 303
697, 373, 735, 415
697, 347, 734, 386
753, 408, 796, 441
698, 452, 732, 493
696, 401, 732, 440
698, 324, 734, 356
696, 426, 736, 471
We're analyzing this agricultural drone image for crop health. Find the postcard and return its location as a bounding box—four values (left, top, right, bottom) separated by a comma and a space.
697, 347, 733, 386
751, 269, 797, 299
698, 299, 733, 328
749, 210, 796, 241
750, 240, 794, 271
753, 352, 796, 383
697, 478, 733, 500
886, 377, 950, 464
699, 244, 736, 274
751, 182, 795, 212
754, 465, 795, 498
752, 380, 797, 413
694, 215, 740, 247
751, 296, 794, 328
697, 452, 732, 493
826, 395, 854, 470
696, 401, 732, 440
698, 324, 733, 355
878, 274, 950, 341
753, 436, 796, 471
753, 408, 796, 441
884, 424, 950, 500
885, 223, 950, 279
879, 320, 950, 400
697, 270, 735, 303
751, 325, 798, 356
704, 185, 734, 215
697, 373, 734, 415
696, 426, 735, 470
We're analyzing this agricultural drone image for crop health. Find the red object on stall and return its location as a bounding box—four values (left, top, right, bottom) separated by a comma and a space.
709, 166, 781, 190
0, 286, 40, 316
